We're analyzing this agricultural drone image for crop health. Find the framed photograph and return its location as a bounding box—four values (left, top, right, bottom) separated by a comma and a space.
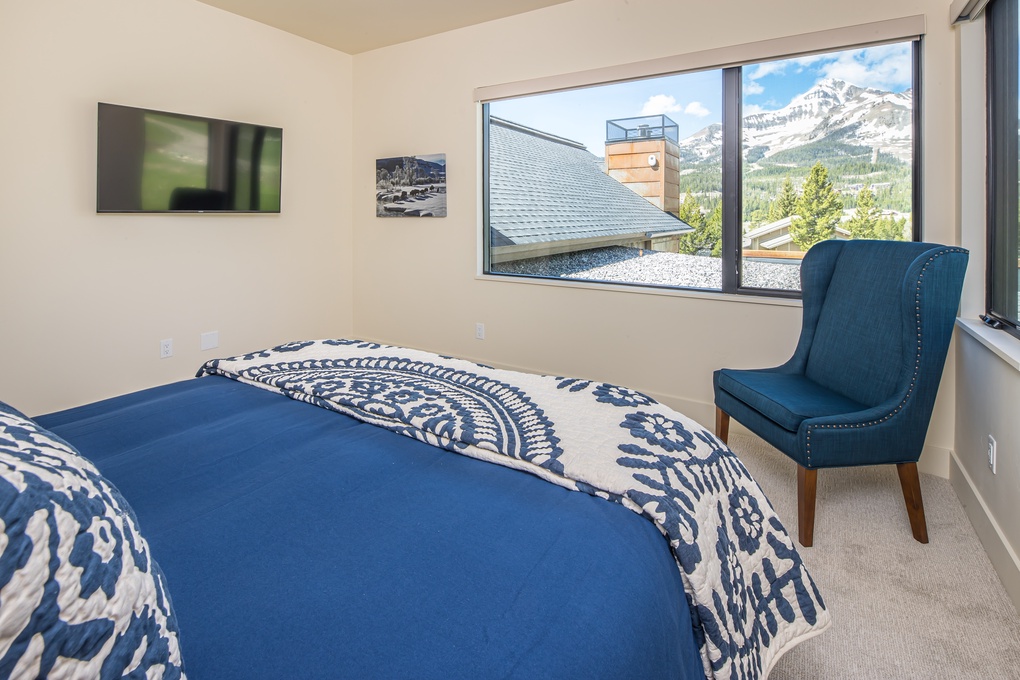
376, 154, 447, 217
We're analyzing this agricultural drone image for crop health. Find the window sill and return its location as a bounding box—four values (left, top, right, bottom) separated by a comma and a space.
475, 272, 802, 308
956, 318, 1020, 371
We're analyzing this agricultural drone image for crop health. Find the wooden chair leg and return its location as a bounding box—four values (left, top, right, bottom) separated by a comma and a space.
715, 407, 730, 445
797, 466, 817, 547
896, 462, 929, 544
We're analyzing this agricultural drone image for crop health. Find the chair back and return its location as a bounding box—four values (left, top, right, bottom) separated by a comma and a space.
798, 240, 968, 409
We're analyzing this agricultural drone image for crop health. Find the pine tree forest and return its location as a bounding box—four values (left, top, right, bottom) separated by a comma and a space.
672, 154, 911, 256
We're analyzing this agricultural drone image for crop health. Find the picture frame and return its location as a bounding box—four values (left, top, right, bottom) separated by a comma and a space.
376, 154, 447, 217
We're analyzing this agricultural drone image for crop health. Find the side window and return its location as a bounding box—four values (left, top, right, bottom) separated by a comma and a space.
987, 0, 1020, 336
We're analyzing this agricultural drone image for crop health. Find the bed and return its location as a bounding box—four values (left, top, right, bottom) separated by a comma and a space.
1, 340, 829, 679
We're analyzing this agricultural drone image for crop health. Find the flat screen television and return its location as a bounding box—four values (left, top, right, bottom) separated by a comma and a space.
97, 103, 282, 213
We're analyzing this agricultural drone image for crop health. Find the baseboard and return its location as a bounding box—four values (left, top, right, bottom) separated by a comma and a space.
639, 393, 716, 430
918, 444, 951, 478
950, 452, 1020, 615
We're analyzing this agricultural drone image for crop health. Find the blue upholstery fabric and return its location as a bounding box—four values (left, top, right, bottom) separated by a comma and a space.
714, 240, 968, 470
38, 377, 705, 680
805, 245, 911, 405
714, 368, 867, 432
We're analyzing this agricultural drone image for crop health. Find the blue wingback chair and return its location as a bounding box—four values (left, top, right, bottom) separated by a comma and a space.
713, 240, 968, 546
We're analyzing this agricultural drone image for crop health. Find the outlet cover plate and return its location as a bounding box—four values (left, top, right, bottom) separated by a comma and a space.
201, 331, 219, 351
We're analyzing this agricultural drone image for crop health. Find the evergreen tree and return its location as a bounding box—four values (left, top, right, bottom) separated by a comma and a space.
790, 162, 844, 250
768, 176, 798, 222
747, 207, 771, 228
675, 191, 721, 256
707, 204, 723, 257
874, 215, 908, 241
847, 185, 881, 239
676, 190, 705, 230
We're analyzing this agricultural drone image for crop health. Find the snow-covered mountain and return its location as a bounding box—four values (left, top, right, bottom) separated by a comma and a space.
678, 78, 912, 164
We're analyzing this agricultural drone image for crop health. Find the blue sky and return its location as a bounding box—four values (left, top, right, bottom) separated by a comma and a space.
489, 42, 913, 155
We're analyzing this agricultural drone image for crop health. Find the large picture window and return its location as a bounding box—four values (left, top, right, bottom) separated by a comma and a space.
987, 0, 1020, 337
482, 38, 920, 297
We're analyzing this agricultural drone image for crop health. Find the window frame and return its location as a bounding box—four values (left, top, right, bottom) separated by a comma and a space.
986, 0, 1020, 339
478, 19, 925, 299
729, 44, 922, 299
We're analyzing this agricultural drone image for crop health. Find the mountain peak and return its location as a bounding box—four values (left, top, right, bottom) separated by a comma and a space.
678, 78, 912, 164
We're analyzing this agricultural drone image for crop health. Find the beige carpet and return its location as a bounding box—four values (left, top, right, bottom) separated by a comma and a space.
726, 433, 1020, 680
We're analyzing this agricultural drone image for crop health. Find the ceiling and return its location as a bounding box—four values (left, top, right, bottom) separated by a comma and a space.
196, 0, 574, 54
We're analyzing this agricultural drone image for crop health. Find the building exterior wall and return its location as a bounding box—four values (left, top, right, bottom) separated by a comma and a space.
605, 139, 681, 214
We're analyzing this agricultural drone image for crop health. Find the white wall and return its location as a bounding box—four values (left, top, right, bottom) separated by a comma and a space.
0, 0, 354, 415
953, 16, 1020, 610
351, 0, 960, 469
955, 333, 1020, 607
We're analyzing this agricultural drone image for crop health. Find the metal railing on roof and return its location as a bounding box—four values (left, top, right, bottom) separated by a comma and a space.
606, 115, 679, 144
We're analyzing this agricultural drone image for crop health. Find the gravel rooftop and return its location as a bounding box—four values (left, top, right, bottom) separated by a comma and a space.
494, 246, 802, 291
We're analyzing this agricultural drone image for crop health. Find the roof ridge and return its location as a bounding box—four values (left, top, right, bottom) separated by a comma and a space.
489, 116, 588, 150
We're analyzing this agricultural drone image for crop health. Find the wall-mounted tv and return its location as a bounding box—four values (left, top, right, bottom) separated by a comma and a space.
97, 103, 282, 213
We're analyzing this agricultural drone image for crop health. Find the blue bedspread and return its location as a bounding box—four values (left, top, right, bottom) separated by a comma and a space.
196, 340, 829, 679
38, 376, 706, 680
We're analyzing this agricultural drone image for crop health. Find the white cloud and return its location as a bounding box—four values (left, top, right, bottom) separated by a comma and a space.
817, 44, 912, 91
641, 94, 684, 115
641, 95, 710, 118
684, 101, 710, 117
744, 44, 912, 108
746, 60, 788, 81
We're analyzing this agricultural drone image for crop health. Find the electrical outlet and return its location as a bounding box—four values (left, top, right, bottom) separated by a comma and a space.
475, 322, 485, 340
987, 435, 997, 474
160, 338, 173, 359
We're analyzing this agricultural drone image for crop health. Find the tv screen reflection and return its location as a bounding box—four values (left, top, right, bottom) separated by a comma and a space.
97, 103, 282, 213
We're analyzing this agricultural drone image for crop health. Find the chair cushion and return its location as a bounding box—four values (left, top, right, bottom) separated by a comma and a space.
715, 368, 868, 433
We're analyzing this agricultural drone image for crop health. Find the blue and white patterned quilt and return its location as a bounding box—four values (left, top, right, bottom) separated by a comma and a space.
0, 402, 184, 678
198, 339, 830, 679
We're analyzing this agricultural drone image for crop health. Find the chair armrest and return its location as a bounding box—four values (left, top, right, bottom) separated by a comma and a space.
797, 396, 931, 468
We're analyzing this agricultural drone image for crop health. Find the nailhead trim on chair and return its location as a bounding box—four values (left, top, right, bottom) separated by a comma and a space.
804, 248, 967, 467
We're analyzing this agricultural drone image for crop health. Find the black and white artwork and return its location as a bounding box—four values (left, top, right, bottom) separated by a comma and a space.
376, 153, 447, 217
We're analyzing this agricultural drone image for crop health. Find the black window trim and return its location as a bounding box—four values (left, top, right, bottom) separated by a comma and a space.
986, 0, 1020, 339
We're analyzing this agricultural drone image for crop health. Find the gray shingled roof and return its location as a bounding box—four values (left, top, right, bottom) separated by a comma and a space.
488, 117, 692, 247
